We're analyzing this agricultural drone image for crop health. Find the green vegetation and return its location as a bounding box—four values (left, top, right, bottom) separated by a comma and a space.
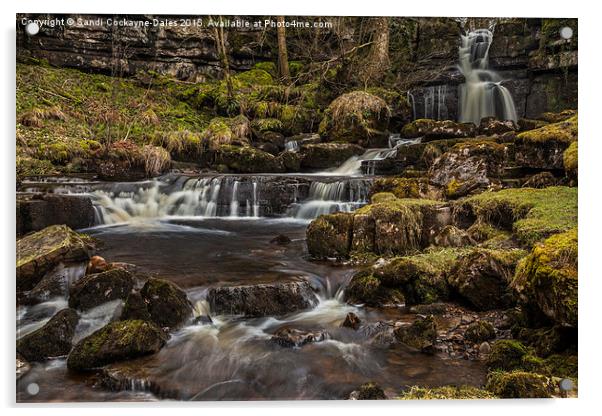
398, 385, 496, 400
516, 116, 577, 144
486, 371, 553, 398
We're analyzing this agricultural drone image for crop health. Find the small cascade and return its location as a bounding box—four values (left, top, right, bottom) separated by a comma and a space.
229, 181, 239, 217
458, 28, 518, 125
289, 179, 371, 220
407, 85, 448, 120
407, 90, 416, 120
284, 140, 299, 152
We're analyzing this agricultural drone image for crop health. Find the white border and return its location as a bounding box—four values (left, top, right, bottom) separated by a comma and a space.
2, 1, 599, 415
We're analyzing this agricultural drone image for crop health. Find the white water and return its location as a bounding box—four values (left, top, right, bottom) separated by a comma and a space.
458, 28, 517, 125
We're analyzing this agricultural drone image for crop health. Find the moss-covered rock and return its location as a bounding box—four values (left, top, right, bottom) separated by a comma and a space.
306, 212, 354, 259
17, 308, 79, 361
140, 278, 193, 329
512, 229, 577, 327
401, 119, 476, 140
448, 248, 526, 310
563, 141, 578, 182
215, 145, 285, 173
67, 320, 167, 371
394, 315, 438, 352
17, 225, 94, 292
398, 385, 496, 400
432, 225, 475, 248
369, 177, 435, 199
299, 143, 364, 170
350, 382, 386, 400
515, 115, 577, 169
465, 321, 496, 344
486, 340, 530, 371
478, 117, 517, 136
69, 268, 135, 311
318, 91, 390, 146
486, 371, 553, 398
344, 269, 405, 306
455, 187, 577, 247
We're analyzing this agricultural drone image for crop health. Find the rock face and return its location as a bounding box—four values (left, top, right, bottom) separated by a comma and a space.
16, 225, 94, 292
402, 119, 476, 140
17, 308, 79, 361
428, 141, 506, 198
17, 194, 96, 236
394, 315, 438, 353
270, 326, 327, 348
67, 320, 167, 371
306, 213, 354, 259
207, 280, 318, 317
69, 268, 135, 311
448, 249, 523, 311
512, 229, 577, 327
318, 92, 390, 146
299, 143, 364, 170
139, 278, 193, 329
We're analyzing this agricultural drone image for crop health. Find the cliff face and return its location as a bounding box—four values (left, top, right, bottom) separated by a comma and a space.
16, 15, 577, 119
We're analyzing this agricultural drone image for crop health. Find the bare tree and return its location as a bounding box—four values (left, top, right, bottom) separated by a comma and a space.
357, 17, 390, 87
276, 16, 291, 84
212, 17, 233, 100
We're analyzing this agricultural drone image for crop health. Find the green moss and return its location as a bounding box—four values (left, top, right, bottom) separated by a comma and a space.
563, 141, 578, 174
465, 321, 496, 344
544, 354, 578, 379
512, 228, 578, 327
459, 187, 577, 247
401, 119, 435, 138
306, 212, 354, 259
398, 385, 496, 400
253, 61, 277, 76
516, 116, 577, 144
251, 118, 283, 133
486, 371, 553, 398
370, 177, 427, 199
371, 192, 398, 203
486, 340, 530, 371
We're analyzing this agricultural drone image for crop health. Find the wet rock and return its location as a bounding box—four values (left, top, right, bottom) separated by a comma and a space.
299, 143, 364, 169
17, 308, 79, 361
345, 269, 405, 307
67, 320, 167, 371
428, 141, 506, 198
208, 280, 318, 317
25, 262, 86, 304
120, 292, 152, 322
16, 193, 96, 236
394, 315, 438, 353
318, 91, 390, 147
465, 321, 496, 344
140, 278, 193, 329
401, 119, 476, 140
16, 353, 30, 379
512, 229, 577, 327
306, 212, 354, 259
69, 268, 135, 311
341, 312, 361, 330
478, 117, 517, 136
448, 249, 524, 311
270, 326, 327, 348
522, 171, 558, 188
514, 116, 577, 169
349, 382, 386, 400
270, 234, 292, 245
486, 371, 553, 398
432, 225, 475, 247
17, 225, 94, 292
479, 341, 492, 355
86, 255, 110, 274
360, 321, 397, 346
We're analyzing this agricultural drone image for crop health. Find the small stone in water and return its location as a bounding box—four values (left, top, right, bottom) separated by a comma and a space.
270, 234, 292, 245
479, 341, 491, 355
341, 312, 361, 330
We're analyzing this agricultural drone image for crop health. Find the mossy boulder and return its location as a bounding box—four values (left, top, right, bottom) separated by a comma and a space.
394, 315, 438, 353
344, 269, 405, 306
515, 115, 577, 169
448, 248, 526, 311
139, 278, 193, 329
398, 385, 496, 400
68, 268, 135, 311
67, 320, 167, 371
17, 225, 94, 292
465, 320, 496, 344
17, 308, 79, 361
538, 109, 577, 124
486, 371, 553, 398
306, 212, 354, 259
299, 143, 364, 170
369, 177, 433, 199
429, 141, 506, 198
486, 340, 531, 371
215, 145, 285, 173
478, 117, 517, 136
120, 292, 152, 322
512, 229, 577, 327
432, 225, 475, 248
563, 141, 578, 182
318, 91, 390, 146
401, 119, 476, 140
350, 382, 386, 400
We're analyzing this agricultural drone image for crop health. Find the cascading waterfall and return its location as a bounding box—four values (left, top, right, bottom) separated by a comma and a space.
289, 179, 371, 220
458, 28, 518, 125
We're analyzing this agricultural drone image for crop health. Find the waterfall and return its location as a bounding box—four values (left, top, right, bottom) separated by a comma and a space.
458, 28, 518, 125
407, 85, 448, 120
229, 181, 239, 217
284, 140, 299, 152
289, 179, 371, 220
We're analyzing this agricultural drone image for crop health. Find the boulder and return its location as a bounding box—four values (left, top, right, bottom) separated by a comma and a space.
270, 326, 327, 348
486, 340, 530, 371
349, 382, 386, 400
67, 320, 167, 371
514, 116, 577, 169
69, 268, 135, 311
428, 141, 506, 198
486, 371, 553, 398
207, 280, 318, 317
341, 312, 361, 330
120, 291, 152, 322
17, 308, 79, 361
16, 193, 96, 236
512, 229, 577, 327
448, 249, 524, 311
270, 234, 292, 245
478, 117, 517, 136
344, 269, 405, 307
401, 119, 476, 140
465, 321, 496, 344
140, 278, 193, 329
318, 91, 390, 146
393, 315, 438, 353
306, 212, 354, 259
299, 143, 364, 169
17, 225, 94, 292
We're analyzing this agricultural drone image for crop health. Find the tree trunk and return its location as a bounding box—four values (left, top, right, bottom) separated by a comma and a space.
276, 16, 291, 84
359, 17, 390, 86
213, 19, 233, 100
